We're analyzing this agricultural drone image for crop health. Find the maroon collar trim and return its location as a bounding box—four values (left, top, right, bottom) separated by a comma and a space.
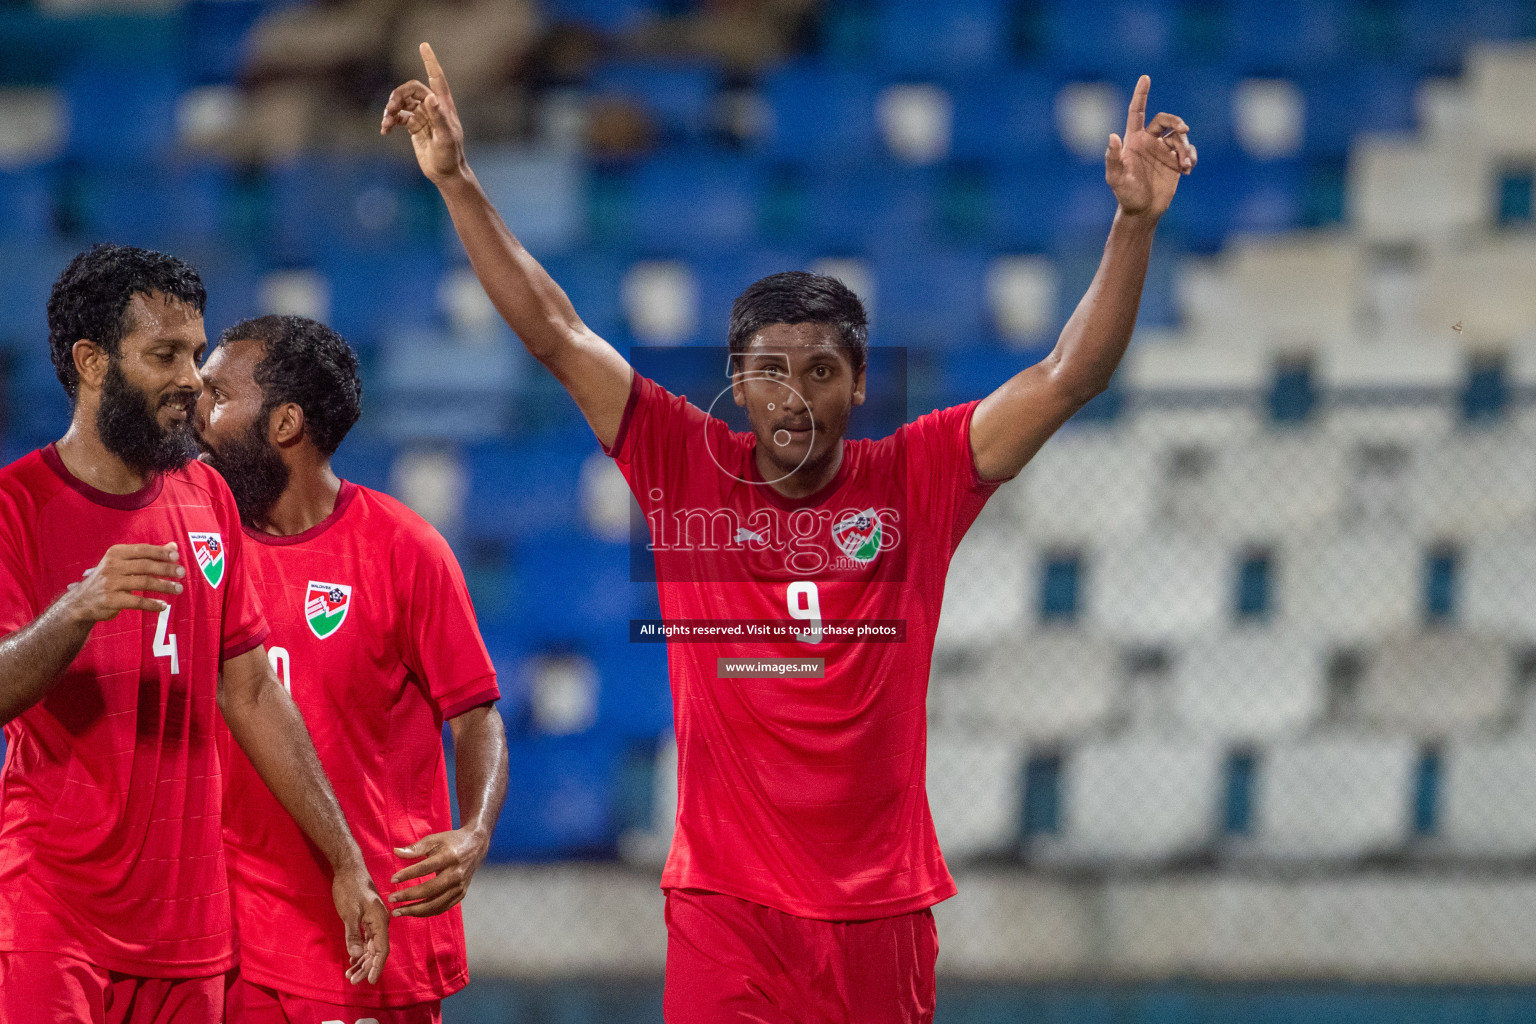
243, 480, 360, 546
41, 443, 165, 510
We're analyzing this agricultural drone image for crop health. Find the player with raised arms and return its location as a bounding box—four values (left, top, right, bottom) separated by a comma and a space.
0, 244, 389, 1023
195, 314, 507, 1024
385, 44, 1194, 1022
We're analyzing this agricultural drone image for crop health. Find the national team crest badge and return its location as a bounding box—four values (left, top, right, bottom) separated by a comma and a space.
831, 508, 883, 565
305, 581, 352, 639
187, 532, 225, 588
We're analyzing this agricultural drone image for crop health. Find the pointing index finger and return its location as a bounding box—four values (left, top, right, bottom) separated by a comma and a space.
1126, 74, 1150, 137
419, 41, 452, 101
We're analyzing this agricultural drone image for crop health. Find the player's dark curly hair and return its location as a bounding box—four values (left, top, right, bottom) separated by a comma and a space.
220, 315, 362, 457
47, 243, 207, 401
728, 271, 868, 375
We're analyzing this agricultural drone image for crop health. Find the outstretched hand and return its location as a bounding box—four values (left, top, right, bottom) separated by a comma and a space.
381, 42, 466, 183
1106, 75, 1196, 219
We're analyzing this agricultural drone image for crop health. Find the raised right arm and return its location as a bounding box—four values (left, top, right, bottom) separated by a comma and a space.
0, 542, 184, 725
383, 43, 633, 450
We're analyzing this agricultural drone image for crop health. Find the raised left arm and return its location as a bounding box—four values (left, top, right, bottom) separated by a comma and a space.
970, 74, 1196, 481
218, 646, 391, 984
389, 703, 509, 918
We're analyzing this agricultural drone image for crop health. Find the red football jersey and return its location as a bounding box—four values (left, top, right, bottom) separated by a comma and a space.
0, 444, 268, 976
608, 373, 1002, 920
222, 481, 499, 1006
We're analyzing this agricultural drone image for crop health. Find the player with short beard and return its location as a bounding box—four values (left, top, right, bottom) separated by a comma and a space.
386, 45, 1194, 1023
0, 244, 389, 1024
197, 315, 507, 1024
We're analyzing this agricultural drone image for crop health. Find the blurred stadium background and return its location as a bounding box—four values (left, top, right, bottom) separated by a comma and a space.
3, 0, 1536, 1019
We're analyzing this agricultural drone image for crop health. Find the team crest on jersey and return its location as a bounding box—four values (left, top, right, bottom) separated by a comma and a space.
831, 508, 883, 565
187, 532, 224, 588
305, 581, 352, 639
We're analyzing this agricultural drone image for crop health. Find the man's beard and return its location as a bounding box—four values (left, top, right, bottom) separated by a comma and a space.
201, 418, 290, 527
97, 359, 200, 475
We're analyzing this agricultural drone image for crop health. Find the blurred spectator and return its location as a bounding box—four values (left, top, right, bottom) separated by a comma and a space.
392, 0, 544, 141
625, 0, 820, 76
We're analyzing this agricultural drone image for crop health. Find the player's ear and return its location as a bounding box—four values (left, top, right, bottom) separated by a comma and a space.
851, 363, 867, 406
731, 377, 747, 407
72, 339, 109, 394
270, 401, 305, 447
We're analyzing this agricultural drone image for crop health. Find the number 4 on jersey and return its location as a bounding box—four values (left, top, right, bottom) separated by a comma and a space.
153, 605, 179, 674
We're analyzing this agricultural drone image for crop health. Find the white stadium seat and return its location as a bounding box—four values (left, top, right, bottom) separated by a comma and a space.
1355, 631, 1514, 737
926, 732, 1024, 862
1406, 431, 1536, 541
1441, 736, 1536, 857
1205, 433, 1349, 540
1168, 630, 1329, 743
1010, 429, 1158, 545
1054, 735, 1224, 863
938, 629, 1122, 743
1252, 735, 1417, 860
1087, 534, 1231, 644
1463, 533, 1536, 641
1277, 531, 1421, 645
935, 520, 1031, 654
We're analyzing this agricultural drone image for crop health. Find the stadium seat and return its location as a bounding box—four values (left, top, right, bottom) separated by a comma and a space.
1008, 427, 1158, 545
471, 147, 587, 256
1421, 237, 1536, 345
1251, 735, 1418, 860
0, 169, 54, 243
1440, 737, 1536, 857
540, 253, 629, 342
949, 70, 1065, 165
1163, 155, 1307, 248
1355, 630, 1515, 737
1087, 533, 1231, 644
987, 160, 1117, 253
511, 537, 637, 648
1040, 0, 1176, 77
934, 517, 1030, 653
185, 0, 266, 86
1277, 531, 1422, 645
590, 60, 721, 147
869, 248, 989, 348
64, 63, 181, 165
464, 438, 593, 544
1406, 431, 1536, 540
1168, 630, 1329, 742
1053, 735, 1224, 863
331, 438, 396, 494
926, 731, 1025, 862
620, 731, 677, 866
1463, 533, 1536, 641
874, 0, 1008, 77
630, 156, 764, 255
320, 248, 445, 354
761, 64, 879, 167
1467, 42, 1536, 161
935, 628, 1122, 742
1229, 0, 1351, 74
593, 640, 672, 740
1204, 432, 1348, 540
1349, 137, 1489, 245
692, 249, 809, 344
620, 260, 699, 345
1303, 66, 1419, 159
799, 165, 942, 256
491, 732, 624, 860
543, 0, 660, 32
1225, 233, 1363, 349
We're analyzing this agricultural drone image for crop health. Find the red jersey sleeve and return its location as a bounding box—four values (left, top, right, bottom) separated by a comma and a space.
0, 496, 36, 638
900, 400, 1004, 553
602, 371, 721, 495
401, 523, 500, 720
211, 474, 269, 662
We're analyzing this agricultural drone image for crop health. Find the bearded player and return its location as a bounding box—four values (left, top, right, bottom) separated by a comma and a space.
195, 314, 507, 1024
0, 244, 389, 1023
386, 44, 1193, 1022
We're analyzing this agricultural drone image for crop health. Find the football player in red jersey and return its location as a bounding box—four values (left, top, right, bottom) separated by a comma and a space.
0, 244, 388, 1024
385, 43, 1193, 1023
195, 314, 507, 1024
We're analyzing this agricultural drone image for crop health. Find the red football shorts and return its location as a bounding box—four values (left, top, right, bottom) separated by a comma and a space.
224, 970, 442, 1024
663, 888, 938, 1024
0, 949, 224, 1024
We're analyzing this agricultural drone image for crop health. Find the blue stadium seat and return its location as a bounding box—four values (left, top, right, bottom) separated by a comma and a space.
593, 638, 672, 739
318, 246, 444, 352
269, 159, 438, 262
543, 0, 660, 33
800, 165, 942, 255
64, 63, 182, 165
1160, 156, 1305, 249
950, 70, 1064, 165
761, 63, 880, 167
1302, 66, 1419, 159
693, 249, 809, 344
0, 169, 55, 243
11, 349, 71, 447
510, 537, 637, 648
988, 160, 1119, 253
630, 156, 764, 255
870, 247, 989, 348
330, 438, 396, 494
463, 437, 592, 544
185, 0, 266, 85
590, 60, 721, 146
73, 164, 232, 250
1229, 0, 1351, 74
1404, 0, 1536, 74
540, 253, 629, 341
194, 250, 263, 343
1041, 0, 1177, 77
489, 732, 623, 860
874, 0, 1008, 76
0, 243, 73, 352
